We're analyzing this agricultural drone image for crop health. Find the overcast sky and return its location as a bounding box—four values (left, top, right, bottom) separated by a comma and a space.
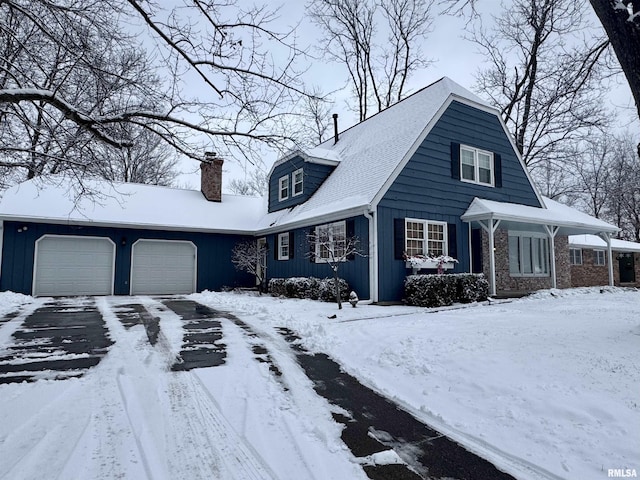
177, 0, 638, 191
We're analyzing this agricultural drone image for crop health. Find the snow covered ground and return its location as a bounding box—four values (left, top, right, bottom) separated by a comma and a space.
0, 287, 638, 480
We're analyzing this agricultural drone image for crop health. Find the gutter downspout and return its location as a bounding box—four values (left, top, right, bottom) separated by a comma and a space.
364, 208, 378, 303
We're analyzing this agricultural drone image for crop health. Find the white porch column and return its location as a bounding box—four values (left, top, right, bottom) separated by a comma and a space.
467, 223, 473, 273
598, 232, 615, 286
543, 225, 559, 289
479, 218, 501, 296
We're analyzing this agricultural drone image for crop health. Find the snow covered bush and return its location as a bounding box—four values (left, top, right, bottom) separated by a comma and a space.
404, 274, 489, 307
317, 278, 350, 303
268, 277, 350, 302
456, 274, 489, 303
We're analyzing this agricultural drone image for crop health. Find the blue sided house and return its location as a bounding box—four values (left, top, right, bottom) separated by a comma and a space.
0, 77, 621, 301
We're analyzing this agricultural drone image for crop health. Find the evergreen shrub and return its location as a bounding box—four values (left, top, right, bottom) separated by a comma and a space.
405, 273, 489, 307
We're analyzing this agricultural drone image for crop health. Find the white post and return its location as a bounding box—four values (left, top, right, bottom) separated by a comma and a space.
467, 223, 473, 273
543, 225, 559, 289
479, 218, 500, 297
599, 232, 615, 286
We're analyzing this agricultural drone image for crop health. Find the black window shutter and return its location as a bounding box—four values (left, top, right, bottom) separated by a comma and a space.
451, 142, 461, 180
394, 218, 406, 260
447, 223, 457, 259
309, 228, 316, 262
494, 153, 503, 188
289, 231, 295, 259
274, 234, 279, 260
471, 228, 483, 273
346, 219, 355, 260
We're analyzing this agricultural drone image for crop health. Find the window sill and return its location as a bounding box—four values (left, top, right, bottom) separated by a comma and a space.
460, 177, 494, 188
405, 259, 455, 271
509, 273, 550, 278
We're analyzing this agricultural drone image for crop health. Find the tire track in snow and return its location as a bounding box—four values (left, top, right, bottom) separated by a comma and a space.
162, 328, 279, 480
105, 297, 279, 480
215, 316, 346, 480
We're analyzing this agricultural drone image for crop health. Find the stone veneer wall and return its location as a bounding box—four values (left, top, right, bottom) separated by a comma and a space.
482, 229, 570, 293
571, 249, 640, 287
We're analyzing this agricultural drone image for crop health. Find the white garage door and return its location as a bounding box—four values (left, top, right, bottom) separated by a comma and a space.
34, 235, 115, 296
130, 240, 196, 295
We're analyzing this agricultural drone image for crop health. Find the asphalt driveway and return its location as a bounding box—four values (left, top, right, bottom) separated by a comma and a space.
0, 296, 515, 480
0, 297, 229, 383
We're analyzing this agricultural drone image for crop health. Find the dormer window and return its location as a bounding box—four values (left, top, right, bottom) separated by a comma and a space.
293, 168, 303, 196
278, 175, 289, 201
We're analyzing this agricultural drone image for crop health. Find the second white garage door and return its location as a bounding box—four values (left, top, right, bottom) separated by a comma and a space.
130, 240, 196, 295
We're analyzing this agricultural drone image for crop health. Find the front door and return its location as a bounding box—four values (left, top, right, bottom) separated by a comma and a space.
618, 253, 636, 283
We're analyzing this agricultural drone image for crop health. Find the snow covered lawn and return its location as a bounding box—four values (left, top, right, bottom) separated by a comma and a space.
0, 287, 638, 480
193, 287, 640, 480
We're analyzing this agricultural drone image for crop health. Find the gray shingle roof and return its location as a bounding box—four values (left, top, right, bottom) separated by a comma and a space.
258, 77, 491, 231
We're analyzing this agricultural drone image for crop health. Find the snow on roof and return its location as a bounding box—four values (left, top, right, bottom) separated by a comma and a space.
569, 234, 640, 252
461, 196, 619, 234
265, 77, 492, 229
0, 177, 263, 233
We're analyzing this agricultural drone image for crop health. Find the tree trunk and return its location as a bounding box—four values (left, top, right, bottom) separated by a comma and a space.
334, 270, 342, 310
589, 1, 640, 126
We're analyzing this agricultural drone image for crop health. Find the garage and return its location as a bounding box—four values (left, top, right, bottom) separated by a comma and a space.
33, 235, 115, 296
130, 239, 196, 295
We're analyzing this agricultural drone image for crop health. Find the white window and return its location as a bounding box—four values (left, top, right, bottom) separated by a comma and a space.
509, 232, 550, 276
293, 168, 304, 196
278, 233, 289, 260
315, 221, 346, 261
594, 250, 606, 266
278, 175, 289, 201
569, 248, 583, 265
460, 145, 494, 186
405, 219, 447, 257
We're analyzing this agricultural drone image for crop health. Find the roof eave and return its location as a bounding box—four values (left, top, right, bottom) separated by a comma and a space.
461, 211, 619, 234
0, 214, 259, 236
256, 204, 369, 235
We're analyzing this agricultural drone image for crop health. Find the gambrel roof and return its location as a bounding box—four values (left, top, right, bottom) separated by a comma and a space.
258, 77, 515, 231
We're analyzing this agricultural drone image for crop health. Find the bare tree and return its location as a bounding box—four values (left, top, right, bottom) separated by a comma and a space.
567, 134, 615, 218
589, 1, 640, 154
231, 239, 268, 293
468, 0, 612, 197
307, 222, 365, 309
604, 134, 640, 240
90, 128, 179, 186
308, 0, 435, 121
300, 85, 335, 146
444, 0, 640, 159
0, 0, 312, 188
228, 168, 268, 196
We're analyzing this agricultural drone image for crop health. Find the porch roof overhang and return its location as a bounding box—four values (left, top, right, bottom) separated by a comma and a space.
460, 196, 619, 237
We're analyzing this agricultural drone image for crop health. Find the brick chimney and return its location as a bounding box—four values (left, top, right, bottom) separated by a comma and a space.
201, 152, 224, 202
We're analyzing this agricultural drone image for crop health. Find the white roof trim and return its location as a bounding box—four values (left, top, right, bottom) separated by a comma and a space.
461, 197, 619, 234
569, 234, 640, 252
267, 149, 341, 178
257, 204, 369, 235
